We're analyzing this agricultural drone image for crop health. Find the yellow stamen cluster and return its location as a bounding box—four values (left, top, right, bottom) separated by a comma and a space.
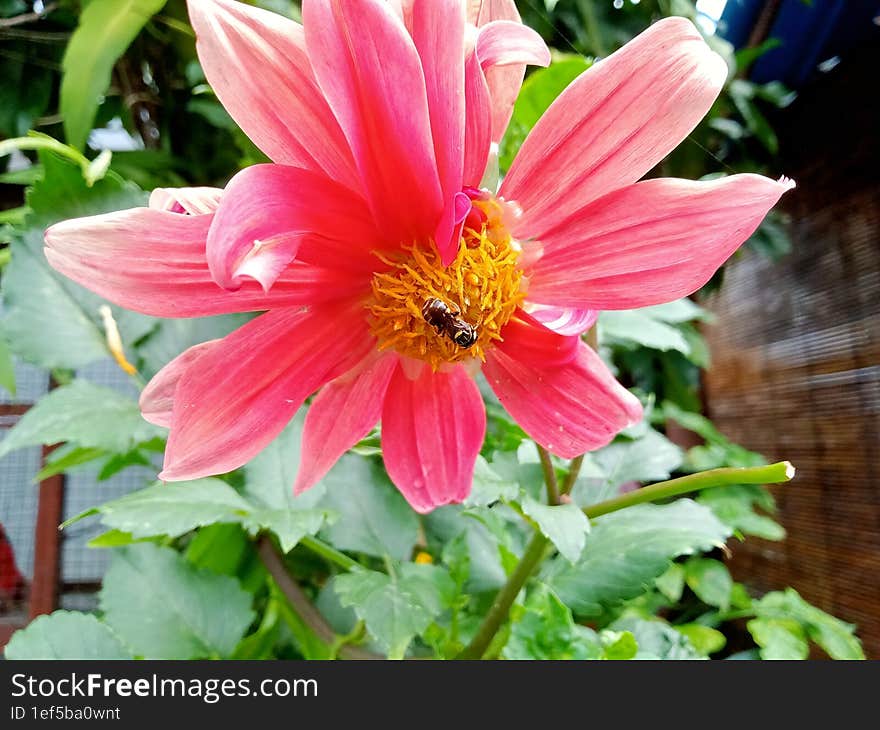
368, 207, 524, 371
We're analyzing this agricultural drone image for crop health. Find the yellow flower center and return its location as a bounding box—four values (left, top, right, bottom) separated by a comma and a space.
368, 197, 525, 371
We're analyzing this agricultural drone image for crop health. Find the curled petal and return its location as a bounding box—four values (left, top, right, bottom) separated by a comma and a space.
148, 187, 222, 215
187, 0, 357, 188
476, 20, 550, 69
524, 304, 598, 336
159, 300, 374, 482
526, 175, 796, 310
503, 17, 728, 236
485, 318, 643, 458
303, 0, 443, 245
381, 363, 486, 513
140, 340, 220, 427
206, 164, 382, 291
467, 0, 525, 142
44, 208, 369, 318
294, 351, 399, 495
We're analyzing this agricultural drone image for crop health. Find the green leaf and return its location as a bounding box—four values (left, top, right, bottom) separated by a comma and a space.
676, 624, 727, 655
521, 495, 590, 563
0, 332, 16, 396
426, 506, 507, 593
612, 615, 705, 660
97, 448, 154, 481
90, 478, 250, 539
4, 611, 132, 660
241, 508, 330, 553
0, 44, 53, 138
81, 476, 330, 552
464, 455, 520, 507
548, 500, 731, 617
600, 630, 638, 660
0, 381, 163, 459
600, 310, 691, 354
575, 428, 683, 506
753, 589, 864, 660
137, 314, 251, 381
499, 55, 592, 171
655, 563, 686, 602
186, 523, 267, 596
34, 445, 107, 481
100, 543, 255, 659
2, 151, 150, 370
334, 564, 454, 658
729, 80, 779, 154
639, 298, 712, 324
242, 411, 323, 510
319, 454, 419, 561
503, 584, 601, 660
61, 0, 170, 150
685, 558, 733, 610
87, 529, 142, 548
697, 484, 786, 541
747, 618, 809, 660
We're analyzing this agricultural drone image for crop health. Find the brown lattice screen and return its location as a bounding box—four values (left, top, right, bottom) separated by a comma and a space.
701, 43, 880, 659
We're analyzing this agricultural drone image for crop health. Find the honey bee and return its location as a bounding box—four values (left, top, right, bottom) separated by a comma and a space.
422, 297, 479, 348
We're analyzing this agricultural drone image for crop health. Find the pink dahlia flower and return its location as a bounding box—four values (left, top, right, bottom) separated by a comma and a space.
44, 0, 793, 512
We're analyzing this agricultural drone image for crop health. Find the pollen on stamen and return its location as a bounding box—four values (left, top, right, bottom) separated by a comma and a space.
367, 198, 525, 371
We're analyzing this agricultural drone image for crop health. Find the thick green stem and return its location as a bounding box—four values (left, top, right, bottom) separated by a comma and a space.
456, 531, 549, 660
584, 462, 795, 520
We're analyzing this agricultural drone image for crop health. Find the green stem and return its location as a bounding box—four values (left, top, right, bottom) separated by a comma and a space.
0, 135, 89, 170
561, 455, 584, 498
456, 531, 549, 660
300, 535, 360, 571
456, 461, 795, 660
583, 462, 795, 520
0, 135, 112, 186
536, 444, 560, 505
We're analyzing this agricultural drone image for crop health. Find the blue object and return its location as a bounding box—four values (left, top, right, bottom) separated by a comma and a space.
718, 0, 880, 87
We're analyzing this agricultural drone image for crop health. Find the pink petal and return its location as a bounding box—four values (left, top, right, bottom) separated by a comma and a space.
44, 207, 370, 318
410, 0, 467, 263
525, 304, 598, 336
526, 174, 795, 310
303, 0, 443, 246
502, 17, 728, 235
187, 0, 357, 188
467, 0, 524, 142
206, 164, 382, 291
463, 47, 493, 187
140, 340, 220, 427
381, 362, 486, 513
476, 20, 550, 69
294, 352, 399, 495
160, 300, 374, 481
485, 317, 643, 458
148, 187, 222, 215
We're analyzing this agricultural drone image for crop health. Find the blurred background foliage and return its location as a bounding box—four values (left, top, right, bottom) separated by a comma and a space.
0, 0, 863, 660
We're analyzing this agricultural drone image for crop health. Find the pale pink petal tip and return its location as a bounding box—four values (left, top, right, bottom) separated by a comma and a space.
784, 461, 796, 479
